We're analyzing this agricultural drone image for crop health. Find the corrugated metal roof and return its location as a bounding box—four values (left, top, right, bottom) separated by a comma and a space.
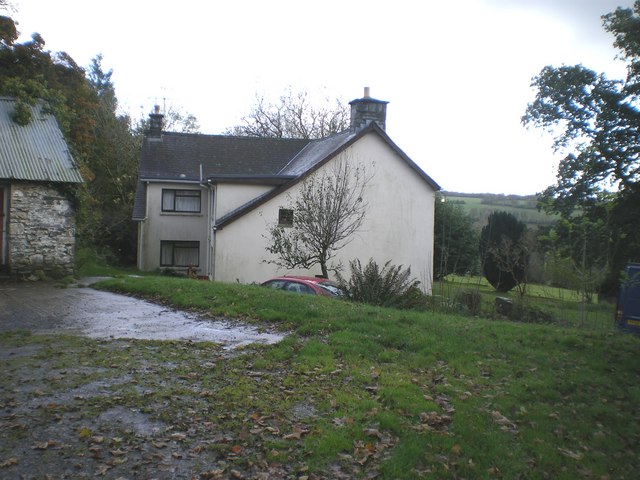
0, 97, 83, 183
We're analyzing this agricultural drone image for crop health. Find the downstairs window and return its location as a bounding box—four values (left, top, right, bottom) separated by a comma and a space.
160, 241, 199, 267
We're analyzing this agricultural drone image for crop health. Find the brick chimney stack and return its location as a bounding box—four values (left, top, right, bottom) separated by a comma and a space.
349, 87, 388, 131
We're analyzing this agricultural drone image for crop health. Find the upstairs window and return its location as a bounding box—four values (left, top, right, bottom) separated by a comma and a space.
278, 208, 294, 227
162, 189, 201, 213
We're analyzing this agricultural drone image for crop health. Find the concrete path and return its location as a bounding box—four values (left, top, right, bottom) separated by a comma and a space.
0, 278, 284, 348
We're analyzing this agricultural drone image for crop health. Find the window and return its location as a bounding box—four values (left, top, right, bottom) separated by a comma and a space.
160, 241, 199, 267
278, 208, 294, 227
162, 189, 201, 213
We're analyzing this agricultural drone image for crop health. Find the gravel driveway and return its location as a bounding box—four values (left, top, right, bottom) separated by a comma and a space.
0, 278, 283, 348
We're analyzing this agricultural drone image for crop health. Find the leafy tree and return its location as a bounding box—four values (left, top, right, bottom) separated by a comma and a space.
226, 87, 349, 139
522, 2, 640, 292
0, 16, 99, 160
434, 193, 479, 279
479, 211, 528, 293
265, 160, 370, 278
81, 55, 140, 263
522, 3, 640, 211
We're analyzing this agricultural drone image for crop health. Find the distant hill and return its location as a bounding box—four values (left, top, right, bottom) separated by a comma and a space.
442, 192, 559, 230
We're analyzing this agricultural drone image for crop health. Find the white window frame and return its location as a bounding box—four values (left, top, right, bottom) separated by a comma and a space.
161, 189, 201, 213
160, 240, 200, 267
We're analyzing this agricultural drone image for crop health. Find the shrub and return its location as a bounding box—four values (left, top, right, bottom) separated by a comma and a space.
337, 259, 420, 308
455, 289, 482, 315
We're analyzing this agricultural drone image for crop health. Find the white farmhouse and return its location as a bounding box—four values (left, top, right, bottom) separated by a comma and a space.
133, 89, 440, 292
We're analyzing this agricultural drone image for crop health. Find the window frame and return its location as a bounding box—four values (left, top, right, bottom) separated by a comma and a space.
161, 188, 202, 213
160, 240, 200, 267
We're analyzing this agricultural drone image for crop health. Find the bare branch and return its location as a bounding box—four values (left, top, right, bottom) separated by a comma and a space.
265, 158, 372, 277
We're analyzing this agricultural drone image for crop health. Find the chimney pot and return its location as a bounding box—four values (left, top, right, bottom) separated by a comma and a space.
364, 87, 370, 98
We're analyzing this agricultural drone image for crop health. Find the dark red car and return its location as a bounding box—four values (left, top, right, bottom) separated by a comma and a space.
261, 276, 343, 297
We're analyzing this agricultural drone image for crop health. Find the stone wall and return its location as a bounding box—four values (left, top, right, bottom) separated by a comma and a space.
8, 182, 76, 278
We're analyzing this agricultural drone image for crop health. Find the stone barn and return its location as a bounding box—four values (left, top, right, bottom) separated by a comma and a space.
0, 97, 83, 279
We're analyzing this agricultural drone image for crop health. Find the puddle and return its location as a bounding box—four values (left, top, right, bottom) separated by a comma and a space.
0, 279, 285, 348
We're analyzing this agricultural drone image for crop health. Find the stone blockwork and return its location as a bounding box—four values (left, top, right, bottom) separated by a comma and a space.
8, 182, 76, 278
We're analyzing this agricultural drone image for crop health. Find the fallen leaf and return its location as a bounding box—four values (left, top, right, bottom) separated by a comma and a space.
170, 433, 186, 442
451, 444, 462, 455
32, 440, 56, 450
283, 425, 310, 440
363, 428, 383, 439
78, 426, 92, 438
558, 447, 583, 460
96, 464, 111, 476
0, 457, 18, 467
230, 444, 243, 454
491, 410, 518, 434
200, 469, 225, 479
110, 449, 127, 457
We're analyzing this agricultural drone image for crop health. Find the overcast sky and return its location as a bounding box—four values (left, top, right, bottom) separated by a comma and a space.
7, 0, 635, 195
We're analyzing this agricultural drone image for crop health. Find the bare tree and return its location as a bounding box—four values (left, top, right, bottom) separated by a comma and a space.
265, 160, 371, 277
226, 87, 349, 139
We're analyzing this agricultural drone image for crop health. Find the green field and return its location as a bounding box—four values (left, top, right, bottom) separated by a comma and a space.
443, 192, 559, 229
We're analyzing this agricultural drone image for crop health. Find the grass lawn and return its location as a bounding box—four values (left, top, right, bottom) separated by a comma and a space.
2, 274, 638, 479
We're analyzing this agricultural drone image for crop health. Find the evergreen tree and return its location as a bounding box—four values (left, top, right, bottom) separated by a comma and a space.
434, 194, 479, 279
479, 211, 528, 293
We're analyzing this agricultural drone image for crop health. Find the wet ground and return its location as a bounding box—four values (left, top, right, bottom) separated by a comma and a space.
0, 279, 296, 478
0, 277, 284, 348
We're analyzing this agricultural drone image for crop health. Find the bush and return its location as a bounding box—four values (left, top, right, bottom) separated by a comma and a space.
337, 259, 420, 308
455, 289, 482, 315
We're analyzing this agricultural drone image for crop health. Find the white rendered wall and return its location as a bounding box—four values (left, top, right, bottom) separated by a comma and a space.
214, 133, 436, 292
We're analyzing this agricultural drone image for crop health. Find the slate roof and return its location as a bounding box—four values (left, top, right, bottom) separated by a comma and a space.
138, 132, 310, 181
132, 123, 440, 223
0, 97, 83, 183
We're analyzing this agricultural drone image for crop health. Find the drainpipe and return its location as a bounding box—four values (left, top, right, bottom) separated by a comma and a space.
137, 181, 150, 271
201, 178, 216, 281
210, 181, 218, 281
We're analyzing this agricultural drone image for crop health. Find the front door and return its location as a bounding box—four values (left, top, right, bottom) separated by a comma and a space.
0, 186, 6, 270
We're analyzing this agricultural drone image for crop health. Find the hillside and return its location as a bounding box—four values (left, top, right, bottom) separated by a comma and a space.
443, 191, 559, 229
